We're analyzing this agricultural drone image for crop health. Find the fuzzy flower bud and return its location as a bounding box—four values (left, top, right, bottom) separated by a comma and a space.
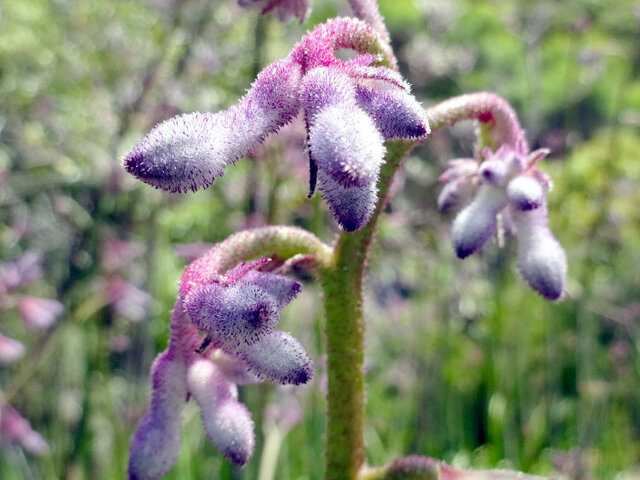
236, 330, 314, 384
124, 60, 301, 193
452, 184, 508, 258
186, 358, 254, 465
309, 102, 385, 188
513, 205, 567, 301
302, 67, 386, 188
128, 352, 187, 480
355, 84, 429, 140
184, 282, 280, 347
182, 259, 313, 384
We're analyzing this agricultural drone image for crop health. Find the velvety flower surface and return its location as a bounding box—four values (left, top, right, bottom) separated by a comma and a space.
129, 241, 313, 479
124, 60, 302, 193
439, 143, 567, 300
0, 404, 49, 455
123, 17, 429, 232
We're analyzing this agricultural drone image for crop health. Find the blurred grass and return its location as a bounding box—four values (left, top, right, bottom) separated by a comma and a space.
1, 0, 639, 479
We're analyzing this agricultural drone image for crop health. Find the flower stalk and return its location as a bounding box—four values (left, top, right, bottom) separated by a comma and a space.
319, 140, 415, 480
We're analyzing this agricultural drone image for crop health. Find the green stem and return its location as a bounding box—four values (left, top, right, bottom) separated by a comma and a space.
320, 140, 415, 480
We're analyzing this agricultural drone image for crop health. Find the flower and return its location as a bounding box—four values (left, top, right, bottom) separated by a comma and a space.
17, 296, 64, 330
123, 18, 429, 232
0, 333, 25, 365
439, 144, 567, 300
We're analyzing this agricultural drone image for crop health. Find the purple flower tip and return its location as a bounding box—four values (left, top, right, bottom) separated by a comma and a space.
507, 175, 544, 211
309, 103, 385, 188
355, 85, 429, 140
318, 169, 378, 232
514, 207, 567, 301
452, 184, 508, 258
238, 331, 313, 384
123, 112, 235, 193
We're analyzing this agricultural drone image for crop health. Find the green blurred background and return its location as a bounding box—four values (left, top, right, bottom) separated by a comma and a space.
0, 0, 639, 478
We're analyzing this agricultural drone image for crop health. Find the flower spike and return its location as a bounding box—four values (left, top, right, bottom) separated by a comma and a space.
123, 17, 427, 232
431, 101, 568, 300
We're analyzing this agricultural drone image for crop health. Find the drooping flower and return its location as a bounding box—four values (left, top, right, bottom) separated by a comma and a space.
123, 18, 429, 232
129, 241, 313, 479
439, 143, 567, 300
124, 60, 302, 193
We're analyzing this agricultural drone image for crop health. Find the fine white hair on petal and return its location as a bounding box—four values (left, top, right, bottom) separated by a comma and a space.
513, 205, 567, 301
299, 67, 356, 119
183, 282, 279, 347
309, 103, 385, 188
318, 169, 378, 232
124, 60, 302, 194
237, 330, 313, 385
186, 358, 255, 466
123, 112, 237, 193
128, 353, 187, 480
355, 85, 429, 140
451, 184, 508, 258
507, 175, 545, 211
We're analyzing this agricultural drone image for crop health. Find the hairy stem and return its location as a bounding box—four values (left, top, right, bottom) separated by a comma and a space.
320, 140, 415, 480
205, 226, 332, 274
426, 92, 527, 151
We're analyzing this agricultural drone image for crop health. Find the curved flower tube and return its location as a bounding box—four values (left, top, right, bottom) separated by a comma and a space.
128, 227, 329, 479
123, 18, 429, 232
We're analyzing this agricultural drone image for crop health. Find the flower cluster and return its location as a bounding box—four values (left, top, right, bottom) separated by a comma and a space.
128, 250, 312, 480
123, 18, 429, 232
439, 143, 567, 301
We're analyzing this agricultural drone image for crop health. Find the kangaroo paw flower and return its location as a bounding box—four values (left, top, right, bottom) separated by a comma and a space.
513, 203, 567, 301
186, 358, 254, 465
452, 184, 508, 258
123, 60, 301, 193
438, 139, 567, 299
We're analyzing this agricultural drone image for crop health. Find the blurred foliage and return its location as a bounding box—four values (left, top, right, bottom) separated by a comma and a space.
0, 0, 638, 479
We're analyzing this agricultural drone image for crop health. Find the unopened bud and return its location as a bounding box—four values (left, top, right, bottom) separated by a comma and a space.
452, 184, 508, 258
